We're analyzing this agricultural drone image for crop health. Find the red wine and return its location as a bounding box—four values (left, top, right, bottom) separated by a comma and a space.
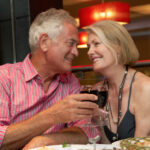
80, 90, 108, 108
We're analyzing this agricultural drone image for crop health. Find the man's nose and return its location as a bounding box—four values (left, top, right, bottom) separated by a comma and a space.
72, 46, 79, 57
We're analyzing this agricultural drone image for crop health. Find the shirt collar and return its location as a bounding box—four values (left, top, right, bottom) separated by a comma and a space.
23, 54, 38, 82
23, 54, 70, 83
59, 73, 71, 83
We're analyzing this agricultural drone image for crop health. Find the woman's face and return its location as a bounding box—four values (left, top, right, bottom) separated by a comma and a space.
87, 33, 116, 72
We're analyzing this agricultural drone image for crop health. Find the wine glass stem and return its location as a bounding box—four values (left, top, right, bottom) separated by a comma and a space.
93, 142, 96, 150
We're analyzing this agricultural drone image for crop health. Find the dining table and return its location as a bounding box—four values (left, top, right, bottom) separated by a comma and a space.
29, 143, 121, 150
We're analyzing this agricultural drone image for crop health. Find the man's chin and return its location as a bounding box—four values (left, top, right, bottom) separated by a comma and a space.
66, 67, 72, 72
66, 64, 72, 71
61, 66, 72, 73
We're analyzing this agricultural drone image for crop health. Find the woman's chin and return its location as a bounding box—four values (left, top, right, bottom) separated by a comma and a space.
93, 66, 100, 72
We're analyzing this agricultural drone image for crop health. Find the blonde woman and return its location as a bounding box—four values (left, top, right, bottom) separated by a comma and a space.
86, 20, 150, 143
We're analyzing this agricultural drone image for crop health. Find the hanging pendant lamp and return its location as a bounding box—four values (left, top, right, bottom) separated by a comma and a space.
78, 1, 130, 28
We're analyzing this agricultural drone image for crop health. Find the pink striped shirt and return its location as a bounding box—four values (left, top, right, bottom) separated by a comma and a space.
0, 54, 99, 146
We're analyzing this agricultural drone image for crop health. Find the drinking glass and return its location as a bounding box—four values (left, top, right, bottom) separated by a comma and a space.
80, 83, 108, 150
80, 84, 108, 107
80, 83, 108, 126
80, 84, 95, 126
89, 135, 101, 150
93, 83, 109, 126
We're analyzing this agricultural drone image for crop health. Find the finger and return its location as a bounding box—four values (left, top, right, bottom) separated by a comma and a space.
93, 108, 108, 118
98, 108, 108, 114
76, 108, 95, 115
73, 114, 92, 120
77, 101, 98, 109
70, 93, 98, 101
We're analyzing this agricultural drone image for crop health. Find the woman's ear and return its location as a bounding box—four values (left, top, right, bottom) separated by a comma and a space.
39, 33, 50, 52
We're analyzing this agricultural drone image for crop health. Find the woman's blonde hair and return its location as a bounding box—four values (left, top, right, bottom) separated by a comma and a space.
29, 8, 76, 52
86, 20, 139, 66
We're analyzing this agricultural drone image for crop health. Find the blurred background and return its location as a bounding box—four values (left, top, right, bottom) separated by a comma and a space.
0, 0, 150, 85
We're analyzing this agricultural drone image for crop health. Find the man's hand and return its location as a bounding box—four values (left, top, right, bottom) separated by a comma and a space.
43, 93, 98, 124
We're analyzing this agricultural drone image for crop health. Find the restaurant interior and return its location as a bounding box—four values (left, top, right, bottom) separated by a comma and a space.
64, 0, 150, 85
0, 0, 150, 85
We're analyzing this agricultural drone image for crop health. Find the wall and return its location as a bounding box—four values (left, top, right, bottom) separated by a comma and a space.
0, 0, 30, 64
0, 0, 63, 65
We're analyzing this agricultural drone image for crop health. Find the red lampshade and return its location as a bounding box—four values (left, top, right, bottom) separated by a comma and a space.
79, 32, 88, 45
78, 1, 130, 28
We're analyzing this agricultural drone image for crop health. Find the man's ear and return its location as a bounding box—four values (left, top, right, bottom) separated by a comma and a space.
39, 33, 50, 52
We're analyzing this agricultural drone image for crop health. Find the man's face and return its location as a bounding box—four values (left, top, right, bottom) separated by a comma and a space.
45, 22, 79, 74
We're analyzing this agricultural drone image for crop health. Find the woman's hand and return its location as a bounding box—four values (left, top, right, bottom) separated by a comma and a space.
91, 108, 108, 126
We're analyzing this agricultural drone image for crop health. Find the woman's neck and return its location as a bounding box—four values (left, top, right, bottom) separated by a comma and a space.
104, 65, 127, 91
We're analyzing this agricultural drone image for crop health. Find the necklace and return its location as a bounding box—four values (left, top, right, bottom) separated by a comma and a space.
107, 102, 118, 124
107, 65, 128, 141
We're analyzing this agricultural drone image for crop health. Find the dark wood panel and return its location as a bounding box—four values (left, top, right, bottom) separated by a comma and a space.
29, 0, 63, 22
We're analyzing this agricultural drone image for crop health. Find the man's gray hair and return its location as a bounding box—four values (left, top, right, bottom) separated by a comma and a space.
29, 8, 76, 52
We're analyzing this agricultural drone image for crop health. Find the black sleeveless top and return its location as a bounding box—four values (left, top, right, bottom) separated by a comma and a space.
104, 71, 137, 143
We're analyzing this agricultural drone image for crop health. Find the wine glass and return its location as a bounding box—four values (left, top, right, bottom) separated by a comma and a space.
80, 84, 96, 126
89, 135, 101, 150
80, 83, 108, 126
80, 83, 108, 150
92, 83, 109, 126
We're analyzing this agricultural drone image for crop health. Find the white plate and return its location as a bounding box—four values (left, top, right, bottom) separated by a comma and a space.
29, 144, 89, 150
29, 144, 119, 150
112, 140, 121, 147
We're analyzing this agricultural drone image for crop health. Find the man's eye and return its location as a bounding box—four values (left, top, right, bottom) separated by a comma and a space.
66, 41, 77, 47
67, 42, 74, 47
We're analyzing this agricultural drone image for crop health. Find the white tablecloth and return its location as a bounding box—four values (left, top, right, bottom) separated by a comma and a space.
29, 144, 120, 150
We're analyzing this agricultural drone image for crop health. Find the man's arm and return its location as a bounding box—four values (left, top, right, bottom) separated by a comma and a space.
22, 127, 88, 150
1, 94, 98, 150
1, 110, 55, 150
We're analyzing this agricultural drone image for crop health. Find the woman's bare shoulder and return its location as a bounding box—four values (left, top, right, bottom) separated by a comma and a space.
135, 72, 150, 89
134, 72, 150, 104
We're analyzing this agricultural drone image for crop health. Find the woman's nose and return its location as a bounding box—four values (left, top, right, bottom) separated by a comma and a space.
87, 46, 93, 56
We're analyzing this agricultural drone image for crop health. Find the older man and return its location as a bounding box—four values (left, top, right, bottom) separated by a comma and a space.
0, 8, 99, 150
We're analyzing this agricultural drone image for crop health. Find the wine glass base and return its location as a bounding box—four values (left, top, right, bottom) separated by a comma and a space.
89, 135, 101, 150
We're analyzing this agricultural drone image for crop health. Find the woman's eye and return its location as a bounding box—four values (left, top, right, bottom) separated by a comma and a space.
87, 44, 90, 49
94, 42, 100, 46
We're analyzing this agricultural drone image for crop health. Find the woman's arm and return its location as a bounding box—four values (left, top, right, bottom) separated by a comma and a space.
134, 80, 150, 137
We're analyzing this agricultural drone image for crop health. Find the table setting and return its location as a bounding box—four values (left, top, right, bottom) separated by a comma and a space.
28, 136, 150, 150
29, 143, 121, 150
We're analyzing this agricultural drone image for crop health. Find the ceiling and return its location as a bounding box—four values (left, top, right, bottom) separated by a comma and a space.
63, 0, 150, 23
